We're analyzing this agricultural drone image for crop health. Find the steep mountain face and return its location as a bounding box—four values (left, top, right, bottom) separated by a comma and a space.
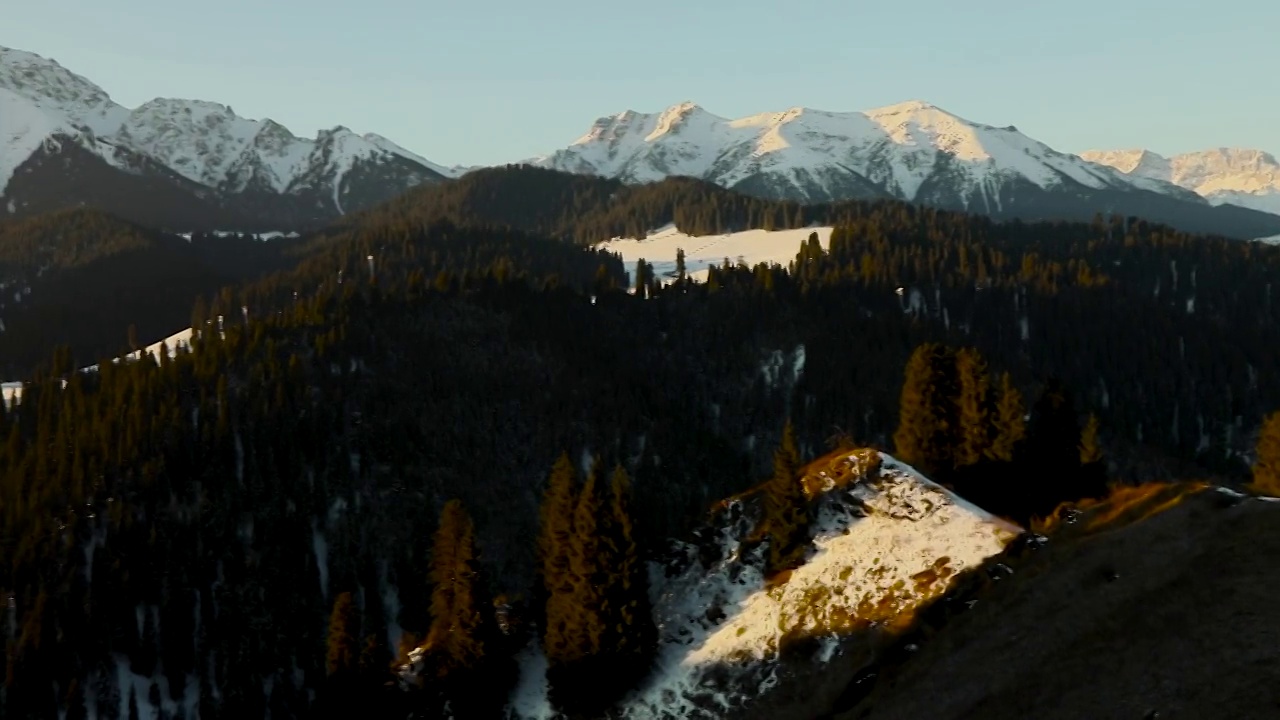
0, 46, 450, 230
533, 101, 1280, 239
1082, 147, 1280, 216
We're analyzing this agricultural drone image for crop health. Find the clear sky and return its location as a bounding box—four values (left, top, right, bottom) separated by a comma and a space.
6, 0, 1277, 167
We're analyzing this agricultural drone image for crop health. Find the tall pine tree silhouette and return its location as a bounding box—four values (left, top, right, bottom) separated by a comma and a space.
1251, 412, 1280, 496
954, 347, 992, 468
762, 421, 810, 575
988, 372, 1026, 463
425, 500, 488, 676
603, 464, 655, 685
894, 343, 959, 477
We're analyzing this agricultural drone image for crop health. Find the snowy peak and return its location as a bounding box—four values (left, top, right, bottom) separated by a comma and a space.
0, 46, 127, 136
537, 99, 1171, 208
0, 44, 451, 225
1082, 146, 1280, 215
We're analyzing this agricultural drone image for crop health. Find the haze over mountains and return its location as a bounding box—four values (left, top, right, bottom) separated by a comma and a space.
2, 43, 1279, 240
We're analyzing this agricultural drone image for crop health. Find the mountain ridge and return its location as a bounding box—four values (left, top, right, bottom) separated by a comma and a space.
1081, 147, 1280, 216
0, 46, 453, 229
526, 99, 1280, 239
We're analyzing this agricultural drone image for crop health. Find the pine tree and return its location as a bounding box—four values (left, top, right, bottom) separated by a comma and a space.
762, 421, 810, 574
893, 343, 959, 477
954, 347, 992, 468
675, 248, 687, 282
326, 592, 359, 678
1252, 411, 1280, 496
538, 453, 577, 663
988, 372, 1026, 463
425, 500, 487, 676
603, 464, 654, 672
1079, 414, 1104, 465
566, 461, 606, 661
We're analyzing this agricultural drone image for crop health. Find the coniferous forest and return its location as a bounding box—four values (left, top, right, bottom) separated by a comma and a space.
2, 165, 1280, 718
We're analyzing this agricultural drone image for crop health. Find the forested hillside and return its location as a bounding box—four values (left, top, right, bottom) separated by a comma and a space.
2, 165, 1280, 717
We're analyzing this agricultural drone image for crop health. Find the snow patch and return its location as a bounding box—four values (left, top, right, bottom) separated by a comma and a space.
600, 225, 832, 284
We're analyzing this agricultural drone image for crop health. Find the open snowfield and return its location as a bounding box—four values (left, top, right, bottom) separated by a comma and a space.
1257, 234, 1280, 245
599, 225, 833, 284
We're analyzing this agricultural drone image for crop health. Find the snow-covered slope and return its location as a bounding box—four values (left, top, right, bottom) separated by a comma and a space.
599, 225, 833, 283
506, 450, 1021, 719
0, 87, 81, 195
1082, 148, 1280, 216
533, 100, 1201, 210
0, 45, 449, 224
2, 326, 193, 407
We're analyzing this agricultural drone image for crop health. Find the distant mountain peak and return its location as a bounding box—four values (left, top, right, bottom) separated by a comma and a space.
0, 44, 451, 228
1084, 146, 1280, 216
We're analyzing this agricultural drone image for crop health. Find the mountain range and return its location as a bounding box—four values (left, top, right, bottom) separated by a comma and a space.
1080, 148, 1280, 216
2, 44, 1279, 239
0, 47, 456, 231
528, 101, 1280, 239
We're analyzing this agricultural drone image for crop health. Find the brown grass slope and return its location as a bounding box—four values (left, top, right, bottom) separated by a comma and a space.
837, 484, 1280, 720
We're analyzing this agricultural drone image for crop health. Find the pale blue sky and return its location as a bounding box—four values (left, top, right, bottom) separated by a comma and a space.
6, 0, 1277, 166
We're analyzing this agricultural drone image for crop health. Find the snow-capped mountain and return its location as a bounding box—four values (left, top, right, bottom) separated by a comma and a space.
0, 46, 451, 230
532, 101, 1280, 239
1081, 148, 1280, 216
532, 100, 1194, 207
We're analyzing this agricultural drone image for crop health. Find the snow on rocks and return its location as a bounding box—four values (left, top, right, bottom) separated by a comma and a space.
505, 450, 1021, 719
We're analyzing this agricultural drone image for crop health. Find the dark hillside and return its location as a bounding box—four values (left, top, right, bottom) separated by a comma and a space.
837, 485, 1280, 720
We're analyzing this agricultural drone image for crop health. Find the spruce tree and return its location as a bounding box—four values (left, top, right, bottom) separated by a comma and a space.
425, 500, 487, 676
893, 343, 959, 477
762, 421, 810, 575
566, 461, 606, 661
675, 248, 687, 282
539, 453, 577, 666
954, 347, 992, 468
326, 592, 359, 678
1079, 414, 1104, 465
603, 464, 654, 676
988, 372, 1026, 463
1252, 412, 1280, 496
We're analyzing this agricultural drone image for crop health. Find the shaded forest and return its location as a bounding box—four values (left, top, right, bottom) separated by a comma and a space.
1, 165, 1279, 717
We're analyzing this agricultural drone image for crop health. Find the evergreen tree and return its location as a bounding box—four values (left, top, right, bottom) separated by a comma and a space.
954, 347, 992, 468
893, 343, 960, 477
1079, 414, 1104, 465
1252, 412, 1280, 496
675, 248, 687, 282
326, 592, 359, 678
988, 372, 1026, 463
538, 453, 577, 663
566, 461, 606, 661
762, 421, 810, 575
425, 500, 487, 676
603, 464, 654, 678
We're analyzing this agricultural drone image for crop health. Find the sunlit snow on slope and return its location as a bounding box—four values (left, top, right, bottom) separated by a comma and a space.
1256, 234, 1280, 245
599, 225, 833, 283
3, 326, 194, 406
505, 451, 1020, 719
